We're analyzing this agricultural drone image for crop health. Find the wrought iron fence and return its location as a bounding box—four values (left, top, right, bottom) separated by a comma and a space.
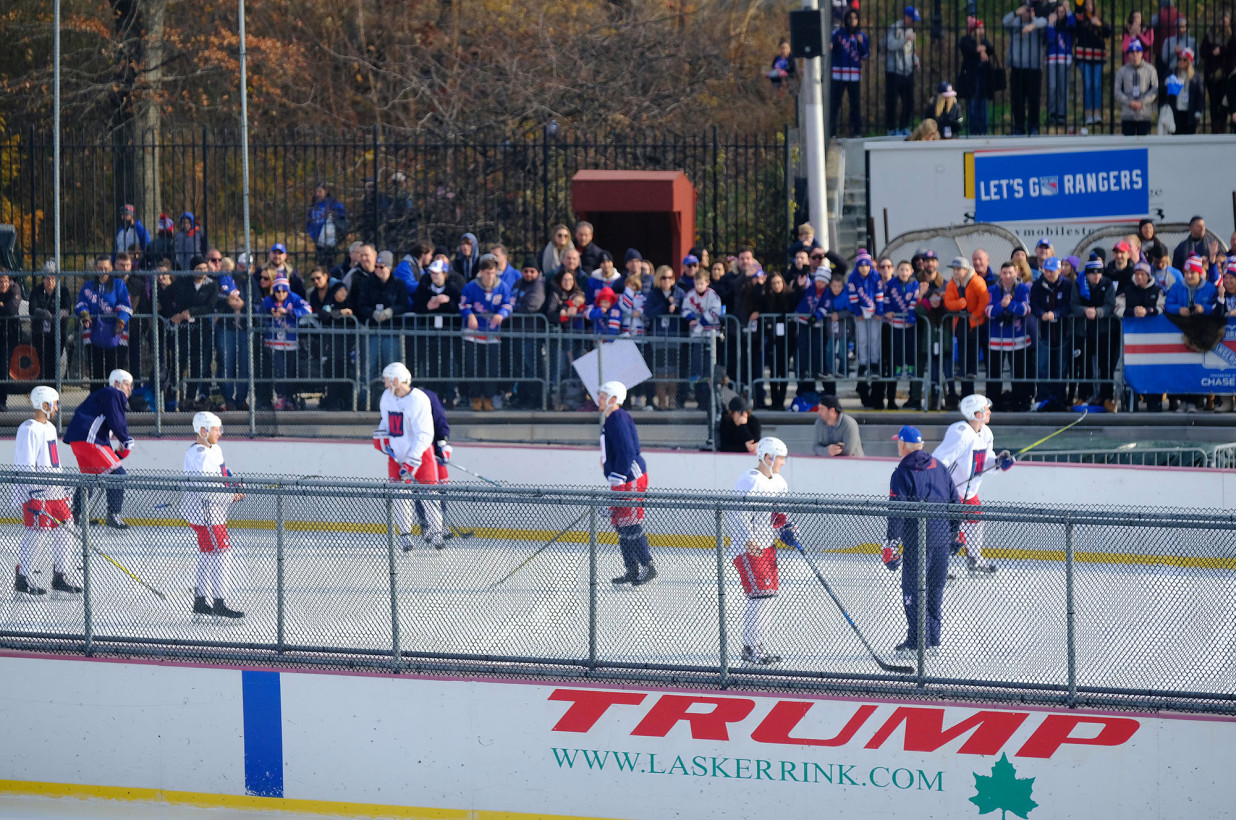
0, 127, 789, 275
824, 0, 1235, 138
1, 470, 1234, 714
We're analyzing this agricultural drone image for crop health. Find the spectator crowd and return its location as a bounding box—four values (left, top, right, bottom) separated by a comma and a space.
805, 0, 1236, 137
2, 203, 1233, 417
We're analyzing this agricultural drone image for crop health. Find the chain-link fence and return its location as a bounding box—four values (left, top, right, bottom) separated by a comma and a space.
2, 470, 1234, 714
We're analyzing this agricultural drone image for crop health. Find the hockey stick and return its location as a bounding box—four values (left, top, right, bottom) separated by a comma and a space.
35, 506, 167, 601
444, 460, 502, 487
789, 541, 914, 675
977, 408, 1089, 478
488, 511, 588, 589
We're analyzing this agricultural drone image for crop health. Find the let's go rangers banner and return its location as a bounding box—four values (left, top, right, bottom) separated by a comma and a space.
1123, 315, 1236, 394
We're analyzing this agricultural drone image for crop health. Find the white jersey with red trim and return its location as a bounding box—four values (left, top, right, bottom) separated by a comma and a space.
726, 468, 789, 553
180, 442, 234, 525
931, 420, 996, 501
13, 418, 69, 505
377, 387, 434, 467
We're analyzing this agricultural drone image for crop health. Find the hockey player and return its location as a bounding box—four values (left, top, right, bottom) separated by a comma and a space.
181, 411, 245, 619
373, 362, 445, 551
12, 386, 81, 597
63, 368, 135, 529
726, 437, 804, 665
883, 425, 959, 655
930, 394, 1013, 575
600, 380, 656, 587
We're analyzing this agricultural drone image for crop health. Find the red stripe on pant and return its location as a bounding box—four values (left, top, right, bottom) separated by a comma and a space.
733, 546, 779, 596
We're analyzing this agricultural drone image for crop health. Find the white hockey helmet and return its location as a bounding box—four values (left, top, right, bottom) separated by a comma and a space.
108, 368, 134, 387
756, 436, 788, 466
960, 394, 993, 421
193, 411, 222, 435
30, 385, 59, 412
599, 380, 627, 407
382, 361, 412, 386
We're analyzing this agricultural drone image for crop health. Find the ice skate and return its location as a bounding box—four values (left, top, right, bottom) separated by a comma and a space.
741, 644, 782, 665
105, 513, 129, 530
192, 595, 213, 619
632, 563, 658, 587
425, 532, 445, 552
212, 598, 245, 619
894, 641, 938, 658
612, 566, 638, 585
50, 572, 82, 594
14, 570, 46, 597
967, 555, 997, 576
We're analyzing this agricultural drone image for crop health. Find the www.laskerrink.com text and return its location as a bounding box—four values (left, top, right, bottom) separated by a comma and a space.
551, 748, 945, 790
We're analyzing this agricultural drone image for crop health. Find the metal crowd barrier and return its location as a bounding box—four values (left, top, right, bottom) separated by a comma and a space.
1, 470, 1234, 715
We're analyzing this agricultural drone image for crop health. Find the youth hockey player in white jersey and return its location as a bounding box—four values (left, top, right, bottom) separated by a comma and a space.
13, 386, 81, 596
930, 394, 1013, 575
725, 437, 804, 665
181, 412, 246, 619
373, 362, 445, 551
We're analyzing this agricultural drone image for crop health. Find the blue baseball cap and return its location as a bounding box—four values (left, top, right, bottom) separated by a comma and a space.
1126, 40, 1143, 53
683, 254, 700, 267
892, 425, 923, 444
1042, 257, 1060, 273
270, 242, 287, 254
905, 5, 920, 20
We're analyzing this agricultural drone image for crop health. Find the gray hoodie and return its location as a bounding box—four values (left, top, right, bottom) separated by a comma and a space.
885, 21, 918, 75
1114, 60, 1159, 121
1003, 9, 1047, 69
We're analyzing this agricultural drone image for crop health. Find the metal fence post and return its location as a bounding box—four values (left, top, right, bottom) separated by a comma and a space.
386, 492, 401, 671
917, 516, 927, 684
716, 508, 728, 689
81, 481, 93, 656
151, 282, 162, 434
276, 491, 286, 653
589, 505, 598, 670
708, 332, 718, 452
1065, 519, 1077, 707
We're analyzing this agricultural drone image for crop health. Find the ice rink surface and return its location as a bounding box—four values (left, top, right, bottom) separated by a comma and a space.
3, 491, 1235, 696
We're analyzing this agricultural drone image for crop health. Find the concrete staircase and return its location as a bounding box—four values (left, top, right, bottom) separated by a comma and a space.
825, 137, 870, 257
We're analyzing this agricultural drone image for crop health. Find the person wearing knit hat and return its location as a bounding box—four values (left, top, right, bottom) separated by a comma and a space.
1074, 252, 1118, 410
1062, 255, 1081, 279
259, 267, 311, 410
115, 203, 151, 258
846, 250, 884, 408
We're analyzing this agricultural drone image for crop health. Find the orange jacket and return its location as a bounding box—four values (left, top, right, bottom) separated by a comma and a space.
944, 272, 990, 329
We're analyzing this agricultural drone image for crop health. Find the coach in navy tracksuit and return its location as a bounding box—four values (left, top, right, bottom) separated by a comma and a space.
599, 380, 655, 588
882, 425, 959, 655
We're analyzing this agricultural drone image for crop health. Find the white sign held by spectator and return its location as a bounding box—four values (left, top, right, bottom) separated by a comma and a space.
572, 339, 652, 401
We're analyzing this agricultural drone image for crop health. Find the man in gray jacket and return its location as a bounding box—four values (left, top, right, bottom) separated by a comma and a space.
885, 6, 921, 135
1003, 3, 1047, 135
812, 394, 865, 457
1115, 41, 1158, 135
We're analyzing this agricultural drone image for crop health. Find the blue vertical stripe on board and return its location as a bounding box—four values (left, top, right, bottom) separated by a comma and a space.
241, 670, 284, 797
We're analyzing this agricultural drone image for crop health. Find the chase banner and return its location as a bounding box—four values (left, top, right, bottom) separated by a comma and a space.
973, 148, 1149, 223
1123, 315, 1236, 393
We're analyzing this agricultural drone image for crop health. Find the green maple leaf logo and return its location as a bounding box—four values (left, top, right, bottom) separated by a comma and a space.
970, 753, 1038, 819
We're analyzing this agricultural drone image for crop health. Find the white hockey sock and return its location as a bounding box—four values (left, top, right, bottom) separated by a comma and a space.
422, 498, 445, 539
17, 529, 40, 580
394, 498, 417, 536
964, 519, 986, 562
51, 528, 71, 574
195, 553, 209, 597
743, 595, 775, 648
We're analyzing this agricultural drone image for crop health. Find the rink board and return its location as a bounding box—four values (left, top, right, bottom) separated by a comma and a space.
1, 654, 1235, 820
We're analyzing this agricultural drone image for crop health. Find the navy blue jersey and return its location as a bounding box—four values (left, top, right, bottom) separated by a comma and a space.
64, 386, 133, 448
600, 408, 646, 485
887, 449, 959, 546
421, 388, 451, 444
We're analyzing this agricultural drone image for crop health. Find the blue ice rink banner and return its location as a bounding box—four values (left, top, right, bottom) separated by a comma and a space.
974, 148, 1149, 223
1123, 315, 1236, 393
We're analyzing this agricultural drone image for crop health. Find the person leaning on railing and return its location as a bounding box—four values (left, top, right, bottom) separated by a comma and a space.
258, 277, 311, 411
76, 256, 133, 393
1116, 262, 1165, 412
0, 270, 22, 408
358, 251, 410, 411
460, 257, 513, 412
1214, 263, 1236, 412
305, 265, 352, 412
1030, 257, 1078, 412
28, 263, 71, 387
168, 262, 219, 412
645, 264, 687, 410
1070, 254, 1119, 411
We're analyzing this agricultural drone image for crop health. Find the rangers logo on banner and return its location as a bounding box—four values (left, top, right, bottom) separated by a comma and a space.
1122, 315, 1236, 393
